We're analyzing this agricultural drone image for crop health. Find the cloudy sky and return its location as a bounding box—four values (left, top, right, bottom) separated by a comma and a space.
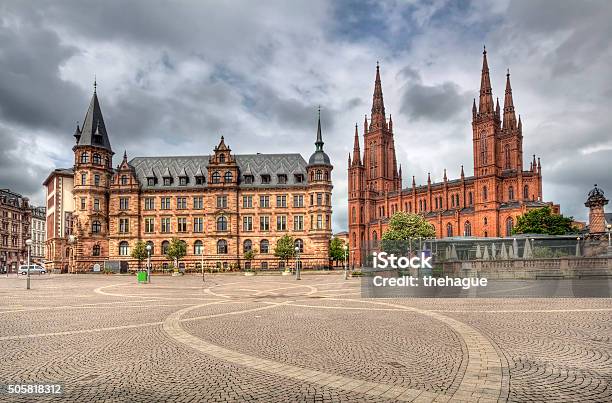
1, 0, 611, 231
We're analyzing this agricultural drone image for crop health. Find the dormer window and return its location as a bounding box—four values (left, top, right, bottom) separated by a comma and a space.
212, 171, 221, 184
224, 171, 233, 182
120, 175, 128, 185
179, 177, 187, 186
278, 174, 287, 184
261, 174, 271, 184
195, 176, 205, 185
219, 154, 226, 163
244, 175, 254, 184
147, 178, 155, 186
294, 174, 304, 183
163, 178, 172, 186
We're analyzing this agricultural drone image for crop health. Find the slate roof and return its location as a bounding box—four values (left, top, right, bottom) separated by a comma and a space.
75, 90, 113, 152
129, 153, 309, 190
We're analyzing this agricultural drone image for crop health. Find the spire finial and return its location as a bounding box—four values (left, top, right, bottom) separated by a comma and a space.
315, 108, 323, 151
483, 44, 486, 54
93, 75, 97, 93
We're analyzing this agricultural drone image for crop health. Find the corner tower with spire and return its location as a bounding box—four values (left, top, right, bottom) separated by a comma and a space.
71, 80, 115, 271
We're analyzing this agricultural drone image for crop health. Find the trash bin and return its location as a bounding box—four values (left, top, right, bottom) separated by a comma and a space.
137, 271, 148, 283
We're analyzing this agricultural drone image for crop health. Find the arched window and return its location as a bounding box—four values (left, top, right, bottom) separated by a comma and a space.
504, 144, 510, 169
80, 152, 89, 164
92, 220, 101, 234
352, 207, 356, 223
260, 239, 269, 254
194, 240, 203, 255
92, 244, 101, 256
294, 239, 303, 253
119, 241, 129, 256
446, 223, 453, 237
483, 186, 488, 201
523, 185, 529, 200
352, 232, 356, 245
121, 175, 128, 185
506, 217, 514, 236
508, 186, 514, 201
219, 154, 225, 163
324, 171, 329, 181
480, 132, 487, 164
217, 239, 228, 254
464, 221, 472, 236
224, 171, 233, 183
216, 216, 228, 231
484, 217, 488, 225
93, 153, 101, 165
315, 170, 322, 181
146, 241, 154, 255
455, 194, 460, 206
372, 231, 377, 242
468, 192, 473, 205
212, 171, 221, 184
243, 239, 252, 253
161, 241, 170, 255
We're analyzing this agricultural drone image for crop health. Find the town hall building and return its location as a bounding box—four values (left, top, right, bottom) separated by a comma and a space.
44, 85, 333, 272
348, 49, 560, 266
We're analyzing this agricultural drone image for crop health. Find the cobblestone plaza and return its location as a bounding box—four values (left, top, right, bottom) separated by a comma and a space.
0, 274, 610, 402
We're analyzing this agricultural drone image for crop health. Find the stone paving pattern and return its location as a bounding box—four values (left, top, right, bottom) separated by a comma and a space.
0, 274, 610, 402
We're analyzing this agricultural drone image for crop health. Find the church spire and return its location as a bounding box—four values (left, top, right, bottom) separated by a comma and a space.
369, 62, 387, 131
503, 69, 517, 130
479, 46, 494, 115
352, 123, 361, 166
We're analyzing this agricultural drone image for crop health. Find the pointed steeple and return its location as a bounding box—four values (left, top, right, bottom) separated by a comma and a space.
348, 153, 352, 166
532, 154, 537, 172
388, 114, 393, 132
495, 97, 500, 119
518, 114, 522, 131
472, 98, 477, 118
460, 165, 465, 179
369, 62, 387, 131
352, 123, 361, 166
443, 168, 447, 182
479, 46, 494, 115
315, 106, 324, 152
77, 83, 112, 152
122, 150, 128, 163
73, 122, 81, 143
308, 107, 331, 166
364, 114, 368, 134
503, 69, 517, 130
427, 172, 431, 185
412, 175, 416, 188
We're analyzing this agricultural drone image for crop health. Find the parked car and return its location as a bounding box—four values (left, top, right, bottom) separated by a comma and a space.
18, 265, 46, 275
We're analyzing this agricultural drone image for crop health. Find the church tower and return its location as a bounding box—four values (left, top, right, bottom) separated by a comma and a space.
362, 64, 401, 195
72, 82, 114, 271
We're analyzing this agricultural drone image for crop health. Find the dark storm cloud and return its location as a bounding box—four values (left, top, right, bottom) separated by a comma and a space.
399, 66, 471, 121
0, 10, 83, 130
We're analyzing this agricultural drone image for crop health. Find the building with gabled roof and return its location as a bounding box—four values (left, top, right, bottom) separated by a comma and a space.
44, 85, 333, 272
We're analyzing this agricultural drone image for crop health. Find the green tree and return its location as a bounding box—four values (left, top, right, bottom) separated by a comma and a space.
513, 207, 576, 235
130, 240, 148, 270
329, 237, 347, 266
166, 237, 187, 272
381, 212, 436, 256
244, 248, 257, 272
274, 235, 295, 268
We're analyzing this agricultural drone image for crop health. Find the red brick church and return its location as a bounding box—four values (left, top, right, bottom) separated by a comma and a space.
348, 48, 560, 266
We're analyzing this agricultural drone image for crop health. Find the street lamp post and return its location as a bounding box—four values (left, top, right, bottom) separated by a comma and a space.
146, 244, 152, 284
25, 239, 32, 290
68, 235, 76, 274
343, 244, 348, 280
201, 248, 205, 283
295, 246, 301, 280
